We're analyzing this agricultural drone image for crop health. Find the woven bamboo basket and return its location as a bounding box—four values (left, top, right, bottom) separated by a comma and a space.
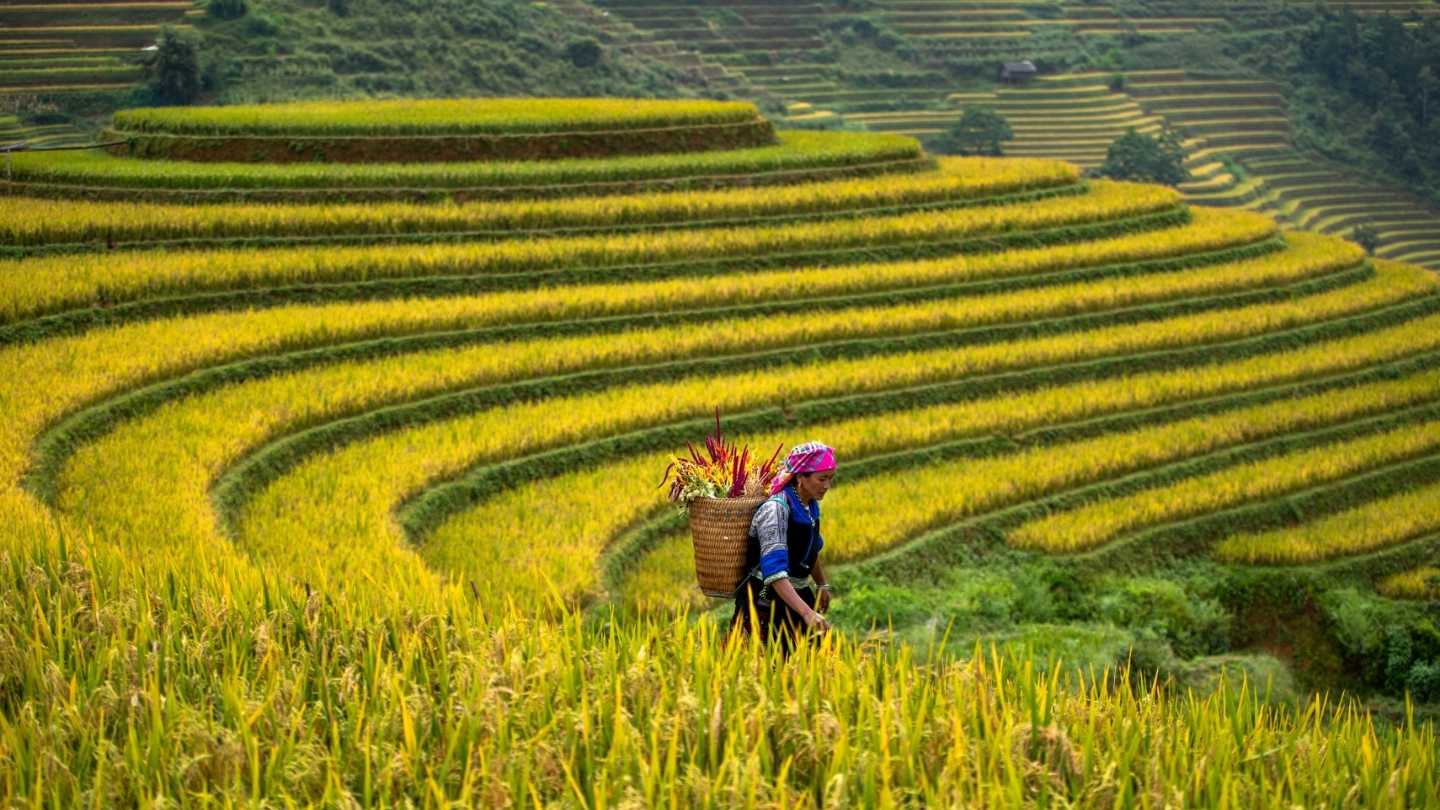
688, 495, 766, 597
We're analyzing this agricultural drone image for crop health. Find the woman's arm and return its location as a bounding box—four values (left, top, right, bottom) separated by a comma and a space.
772, 579, 829, 632
811, 558, 831, 614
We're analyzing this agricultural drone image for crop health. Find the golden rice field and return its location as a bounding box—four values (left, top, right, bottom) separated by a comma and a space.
108, 97, 767, 135
2, 98, 1438, 806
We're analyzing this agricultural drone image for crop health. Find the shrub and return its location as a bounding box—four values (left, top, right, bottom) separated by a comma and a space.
245, 12, 281, 36
938, 572, 1048, 630
1351, 223, 1380, 255
1091, 577, 1230, 658
1321, 588, 1440, 697
1322, 587, 1387, 663
1099, 128, 1190, 187
566, 38, 603, 69
828, 582, 933, 627
1409, 660, 1440, 702
207, 0, 248, 20
848, 17, 879, 38
1175, 654, 1299, 703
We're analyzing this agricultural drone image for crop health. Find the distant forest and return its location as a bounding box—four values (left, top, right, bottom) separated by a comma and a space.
1294, 8, 1440, 204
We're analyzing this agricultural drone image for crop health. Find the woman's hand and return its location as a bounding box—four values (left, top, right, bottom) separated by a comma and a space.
804, 609, 830, 634
816, 587, 832, 614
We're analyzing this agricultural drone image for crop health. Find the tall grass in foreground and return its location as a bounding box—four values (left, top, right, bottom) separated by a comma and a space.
2, 520, 1434, 806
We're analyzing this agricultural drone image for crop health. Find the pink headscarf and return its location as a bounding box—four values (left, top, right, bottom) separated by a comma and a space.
769, 441, 836, 495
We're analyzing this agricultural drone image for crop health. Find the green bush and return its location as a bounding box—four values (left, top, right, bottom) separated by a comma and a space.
207, 0, 248, 20
1174, 653, 1299, 704
1351, 223, 1380, 255
566, 38, 602, 69
828, 582, 933, 627
1091, 576, 1230, 658
1321, 588, 1440, 699
245, 12, 281, 37
1409, 660, 1440, 702
1322, 587, 1389, 664
832, 565, 1078, 632
1099, 128, 1190, 187
937, 571, 1057, 630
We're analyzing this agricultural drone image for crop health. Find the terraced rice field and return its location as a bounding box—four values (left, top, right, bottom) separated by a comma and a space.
3, 96, 1439, 803
851, 72, 1163, 169
1122, 70, 1440, 272
592, 1, 1245, 126
1231, 154, 1440, 272
8, 99, 1440, 616
591, 0, 944, 125
873, 0, 1226, 50
0, 1, 195, 103
0, 112, 89, 148
590, 2, 1440, 272
847, 63, 1440, 274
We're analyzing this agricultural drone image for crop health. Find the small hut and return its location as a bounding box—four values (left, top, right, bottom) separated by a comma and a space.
1000, 60, 1037, 83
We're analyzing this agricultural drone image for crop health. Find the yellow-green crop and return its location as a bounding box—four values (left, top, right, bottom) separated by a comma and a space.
229, 269, 1438, 612
51, 231, 1371, 613
0, 157, 1079, 247
1011, 418, 1440, 553
2, 129, 921, 191
5, 522, 1435, 806
1215, 479, 1440, 563
0, 179, 1178, 322
1379, 566, 1440, 600
111, 97, 766, 135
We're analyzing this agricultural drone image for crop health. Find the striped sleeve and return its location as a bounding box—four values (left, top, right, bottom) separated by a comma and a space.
750, 497, 790, 584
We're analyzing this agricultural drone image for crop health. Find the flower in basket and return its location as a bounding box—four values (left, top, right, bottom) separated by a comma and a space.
658, 410, 783, 508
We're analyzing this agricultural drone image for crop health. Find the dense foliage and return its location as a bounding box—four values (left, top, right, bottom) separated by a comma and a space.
193, 0, 714, 104
142, 27, 203, 106
1295, 8, 1440, 204
1098, 128, 1190, 187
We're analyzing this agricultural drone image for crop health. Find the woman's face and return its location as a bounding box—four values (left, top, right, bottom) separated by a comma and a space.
798, 470, 836, 501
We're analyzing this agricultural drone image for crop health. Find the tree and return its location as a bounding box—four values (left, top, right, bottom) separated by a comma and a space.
931, 106, 1013, 156
206, 0, 247, 19
144, 27, 201, 104
1098, 128, 1190, 187
565, 38, 603, 69
1418, 66, 1439, 126
1351, 223, 1381, 255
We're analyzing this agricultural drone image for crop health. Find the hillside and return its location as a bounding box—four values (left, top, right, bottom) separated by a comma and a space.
5, 1, 1437, 269
3, 97, 1440, 801
587, 0, 1440, 270
0, 0, 722, 144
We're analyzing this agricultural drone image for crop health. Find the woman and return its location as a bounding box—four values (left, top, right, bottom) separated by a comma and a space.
730, 440, 836, 654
